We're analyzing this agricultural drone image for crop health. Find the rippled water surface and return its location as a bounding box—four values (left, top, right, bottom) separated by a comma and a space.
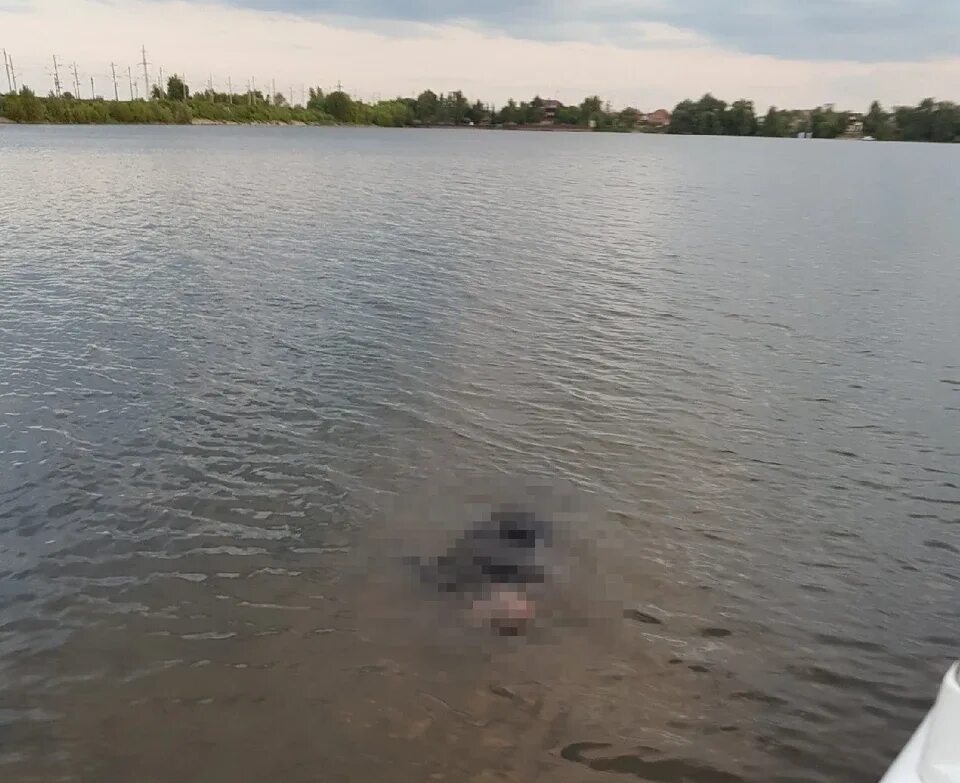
1, 126, 958, 783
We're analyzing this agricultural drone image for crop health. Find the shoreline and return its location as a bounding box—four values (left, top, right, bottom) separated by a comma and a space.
0, 117, 657, 133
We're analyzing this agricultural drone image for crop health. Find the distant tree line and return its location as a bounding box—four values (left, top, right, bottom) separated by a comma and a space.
2, 76, 959, 141
669, 93, 960, 142
0, 76, 630, 129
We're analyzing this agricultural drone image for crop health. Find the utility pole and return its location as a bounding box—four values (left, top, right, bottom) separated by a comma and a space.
127, 65, 134, 100
111, 62, 119, 101
52, 54, 62, 97
140, 45, 150, 99
2, 49, 11, 94
158, 66, 164, 96
7, 54, 16, 92
70, 61, 80, 97
90, 76, 95, 99
227, 75, 233, 104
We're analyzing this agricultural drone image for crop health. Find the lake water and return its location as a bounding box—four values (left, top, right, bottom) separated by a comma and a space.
1, 126, 958, 783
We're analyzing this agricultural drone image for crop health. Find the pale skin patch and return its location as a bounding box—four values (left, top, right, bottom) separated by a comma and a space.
469, 586, 537, 633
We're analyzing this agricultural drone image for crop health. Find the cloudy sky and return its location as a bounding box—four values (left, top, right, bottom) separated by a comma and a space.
2, 0, 958, 109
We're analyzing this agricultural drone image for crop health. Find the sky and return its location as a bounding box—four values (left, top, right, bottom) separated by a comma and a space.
1, 0, 958, 109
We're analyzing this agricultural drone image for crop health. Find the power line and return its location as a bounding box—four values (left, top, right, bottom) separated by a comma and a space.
2, 49, 12, 93
140, 45, 150, 99
52, 54, 62, 97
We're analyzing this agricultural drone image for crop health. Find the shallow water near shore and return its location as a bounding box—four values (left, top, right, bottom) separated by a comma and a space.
1, 126, 958, 782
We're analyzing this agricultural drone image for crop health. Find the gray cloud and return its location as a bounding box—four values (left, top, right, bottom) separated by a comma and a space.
206, 0, 959, 61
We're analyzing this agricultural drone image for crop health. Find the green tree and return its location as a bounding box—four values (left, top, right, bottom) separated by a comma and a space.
449, 90, 469, 124
324, 90, 353, 122
618, 107, 639, 128
694, 94, 727, 134
415, 89, 439, 123
465, 99, 487, 124
7, 86, 46, 122
863, 100, 891, 140
810, 105, 848, 139
726, 99, 757, 135
499, 98, 519, 124
930, 101, 960, 143
166, 74, 189, 101
307, 87, 325, 112
580, 95, 603, 125
554, 104, 581, 125
760, 106, 789, 137
667, 99, 697, 134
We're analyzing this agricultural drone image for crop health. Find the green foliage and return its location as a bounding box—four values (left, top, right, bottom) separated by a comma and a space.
760, 106, 791, 137
1, 86, 47, 122
809, 106, 849, 138
499, 98, 519, 125
415, 89, 438, 123
367, 100, 415, 127
863, 101, 891, 140
892, 99, 960, 142
726, 100, 758, 136
554, 105, 581, 125
3, 82, 959, 142
306, 87, 325, 111
323, 90, 353, 122
167, 74, 189, 102
579, 95, 603, 125
667, 100, 696, 134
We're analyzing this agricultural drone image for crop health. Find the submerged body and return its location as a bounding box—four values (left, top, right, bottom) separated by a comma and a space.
415, 510, 552, 636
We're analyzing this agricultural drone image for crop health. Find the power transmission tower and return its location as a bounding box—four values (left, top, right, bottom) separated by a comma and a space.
158, 66, 164, 96
227, 75, 233, 104
111, 62, 119, 101
2, 49, 11, 93
140, 45, 150, 99
52, 54, 62, 97
127, 66, 134, 100
8, 55, 15, 92
70, 61, 80, 97
90, 76, 95, 99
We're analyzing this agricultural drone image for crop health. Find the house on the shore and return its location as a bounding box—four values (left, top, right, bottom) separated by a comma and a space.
639, 109, 671, 128
842, 112, 865, 138
542, 99, 562, 124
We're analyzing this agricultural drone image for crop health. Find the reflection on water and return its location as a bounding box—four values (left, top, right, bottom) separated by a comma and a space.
0, 126, 958, 782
